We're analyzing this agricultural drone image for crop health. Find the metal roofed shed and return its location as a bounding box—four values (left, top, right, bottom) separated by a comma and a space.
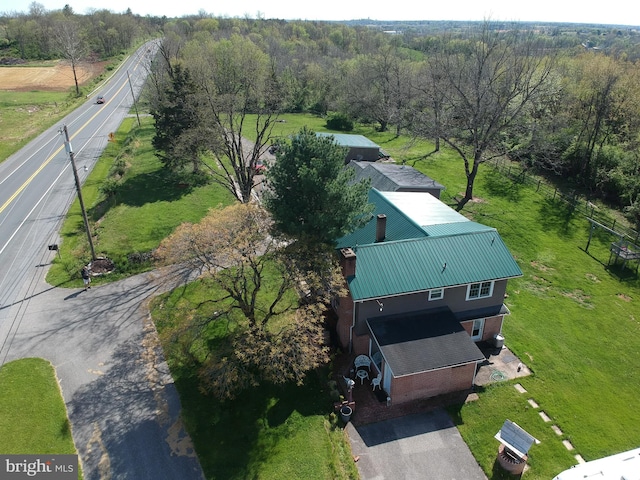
317, 132, 382, 162
494, 420, 539, 475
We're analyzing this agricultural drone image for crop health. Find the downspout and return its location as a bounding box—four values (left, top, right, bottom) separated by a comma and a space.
472, 360, 480, 387
349, 301, 359, 354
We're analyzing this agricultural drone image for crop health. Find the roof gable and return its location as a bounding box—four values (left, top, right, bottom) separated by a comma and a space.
347, 231, 522, 300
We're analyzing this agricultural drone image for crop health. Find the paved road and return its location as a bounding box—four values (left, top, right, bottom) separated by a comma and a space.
0, 42, 206, 479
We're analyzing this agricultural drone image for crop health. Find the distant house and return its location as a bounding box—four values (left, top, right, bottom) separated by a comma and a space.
349, 160, 445, 198
317, 133, 385, 163
333, 189, 522, 404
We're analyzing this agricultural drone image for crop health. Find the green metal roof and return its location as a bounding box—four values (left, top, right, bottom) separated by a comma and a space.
317, 132, 381, 149
336, 189, 492, 248
336, 189, 428, 248
380, 191, 468, 227
336, 188, 522, 300
423, 221, 495, 237
347, 231, 522, 301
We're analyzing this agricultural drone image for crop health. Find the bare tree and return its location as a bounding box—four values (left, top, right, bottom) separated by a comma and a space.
428, 22, 555, 210
53, 17, 86, 96
341, 46, 414, 134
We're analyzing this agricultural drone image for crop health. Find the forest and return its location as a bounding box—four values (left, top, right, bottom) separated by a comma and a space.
3, 4, 640, 224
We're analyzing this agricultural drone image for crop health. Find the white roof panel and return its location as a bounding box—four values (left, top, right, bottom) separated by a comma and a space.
380, 191, 469, 227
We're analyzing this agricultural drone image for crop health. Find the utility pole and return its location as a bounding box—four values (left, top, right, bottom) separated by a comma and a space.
60, 125, 97, 261
127, 70, 141, 127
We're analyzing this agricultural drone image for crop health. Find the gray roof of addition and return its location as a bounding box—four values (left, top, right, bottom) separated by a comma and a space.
349, 161, 445, 192
368, 309, 486, 376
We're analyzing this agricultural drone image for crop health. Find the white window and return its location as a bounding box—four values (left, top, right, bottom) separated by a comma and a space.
428, 288, 444, 301
467, 281, 494, 300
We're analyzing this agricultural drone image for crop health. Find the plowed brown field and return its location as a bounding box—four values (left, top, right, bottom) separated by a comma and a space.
0, 60, 105, 91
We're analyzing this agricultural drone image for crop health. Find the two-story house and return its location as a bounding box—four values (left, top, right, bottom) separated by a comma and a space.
334, 188, 522, 404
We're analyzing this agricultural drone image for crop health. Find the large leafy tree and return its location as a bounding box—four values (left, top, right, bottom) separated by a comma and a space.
155, 203, 344, 399
263, 128, 373, 246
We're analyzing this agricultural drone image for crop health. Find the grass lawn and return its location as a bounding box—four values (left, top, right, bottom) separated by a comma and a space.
402, 149, 640, 479
0, 358, 83, 479
171, 369, 356, 480
45, 116, 236, 286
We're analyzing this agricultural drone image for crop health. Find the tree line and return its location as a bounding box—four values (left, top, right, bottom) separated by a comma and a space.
139, 15, 640, 221
0, 2, 164, 60
4, 6, 640, 219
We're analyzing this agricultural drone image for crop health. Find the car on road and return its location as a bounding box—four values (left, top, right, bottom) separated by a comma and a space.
96, 95, 105, 104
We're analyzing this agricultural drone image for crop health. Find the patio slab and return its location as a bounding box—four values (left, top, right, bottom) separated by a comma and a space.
475, 344, 532, 386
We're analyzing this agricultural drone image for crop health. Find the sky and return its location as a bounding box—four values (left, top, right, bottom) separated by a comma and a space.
4, 0, 640, 27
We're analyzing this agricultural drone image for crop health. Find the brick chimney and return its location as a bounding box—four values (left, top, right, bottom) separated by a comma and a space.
340, 248, 357, 278
375, 214, 387, 243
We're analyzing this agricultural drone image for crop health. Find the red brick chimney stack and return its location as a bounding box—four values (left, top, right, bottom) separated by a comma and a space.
375, 214, 387, 243
340, 248, 356, 278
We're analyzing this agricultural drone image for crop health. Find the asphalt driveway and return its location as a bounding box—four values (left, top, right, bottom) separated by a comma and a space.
347, 409, 487, 480
1, 264, 205, 480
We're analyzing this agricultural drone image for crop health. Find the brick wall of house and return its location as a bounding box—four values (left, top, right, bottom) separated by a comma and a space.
335, 295, 354, 350
352, 332, 370, 355
460, 315, 504, 342
481, 315, 504, 341
390, 363, 476, 404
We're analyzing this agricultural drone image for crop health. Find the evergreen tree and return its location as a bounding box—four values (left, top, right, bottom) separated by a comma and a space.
151, 64, 203, 175
264, 127, 373, 246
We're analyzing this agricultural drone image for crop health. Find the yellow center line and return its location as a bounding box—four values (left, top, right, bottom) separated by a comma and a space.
0, 60, 140, 216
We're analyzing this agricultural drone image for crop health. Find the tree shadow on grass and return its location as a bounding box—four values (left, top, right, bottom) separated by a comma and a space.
484, 168, 525, 203
537, 197, 580, 239
89, 167, 202, 221
173, 366, 330, 480
118, 168, 200, 207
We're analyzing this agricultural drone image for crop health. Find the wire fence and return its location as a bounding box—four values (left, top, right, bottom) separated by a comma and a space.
490, 159, 640, 246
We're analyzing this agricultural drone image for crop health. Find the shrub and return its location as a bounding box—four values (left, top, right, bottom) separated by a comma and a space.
325, 113, 353, 132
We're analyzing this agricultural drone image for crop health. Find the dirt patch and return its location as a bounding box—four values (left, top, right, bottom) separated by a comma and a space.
617, 293, 632, 302
0, 60, 107, 92
89, 258, 115, 275
531, 260, 554, 272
